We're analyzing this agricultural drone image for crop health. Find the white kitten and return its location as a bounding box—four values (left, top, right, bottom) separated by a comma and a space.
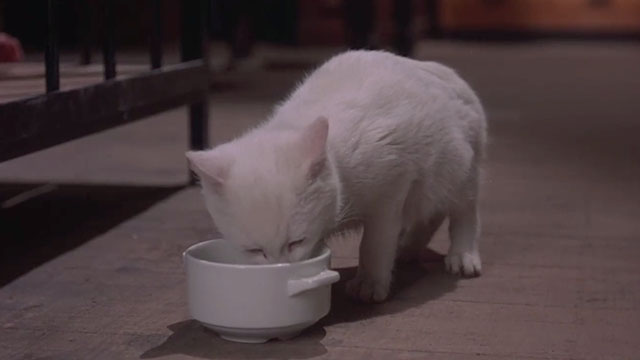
187, 50, 486, 302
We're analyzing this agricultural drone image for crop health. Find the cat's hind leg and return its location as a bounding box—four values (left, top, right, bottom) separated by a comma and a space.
396, 180, 447, 264
346, 184, 409, 303
445, 169, 482, 277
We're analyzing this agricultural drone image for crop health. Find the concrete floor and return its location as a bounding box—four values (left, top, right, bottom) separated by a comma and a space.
1, 41, 640, 359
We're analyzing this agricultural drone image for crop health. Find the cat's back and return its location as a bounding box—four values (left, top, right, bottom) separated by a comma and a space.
291, 50, 440, 101
275, 50, 483, 126
272, 50, 485, 166
269, 50, 486, 195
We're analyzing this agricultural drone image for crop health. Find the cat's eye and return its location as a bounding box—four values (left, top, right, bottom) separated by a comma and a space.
246, 248, 266, 258
287, 238, 305, 252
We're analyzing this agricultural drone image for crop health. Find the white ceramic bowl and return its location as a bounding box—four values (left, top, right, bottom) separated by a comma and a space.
184, 239, 340, 343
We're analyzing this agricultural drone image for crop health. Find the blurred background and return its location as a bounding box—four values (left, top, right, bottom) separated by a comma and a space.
1, 1, 640, 358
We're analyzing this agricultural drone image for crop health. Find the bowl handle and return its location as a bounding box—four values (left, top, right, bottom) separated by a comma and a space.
287, 270, 340, 297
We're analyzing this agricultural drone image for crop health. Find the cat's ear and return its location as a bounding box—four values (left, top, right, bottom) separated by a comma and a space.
300, 116, 329, 180
185, 150, 230, 187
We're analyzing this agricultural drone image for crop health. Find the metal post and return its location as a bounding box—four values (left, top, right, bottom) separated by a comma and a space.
45, 0, 60, 92
102, 0, 116, 79
426, 0, 442, 39
393, 0, 413, 56
78, 0, 92, 65
149, 0, 163, 69
344, 0, 374, 49
181, 0, 209, 184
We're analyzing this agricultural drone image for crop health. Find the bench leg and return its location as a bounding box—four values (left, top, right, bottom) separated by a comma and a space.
182, 0, 210, 185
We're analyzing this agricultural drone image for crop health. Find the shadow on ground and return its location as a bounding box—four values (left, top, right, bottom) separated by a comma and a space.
140, 320, 328, 360
0, 182, 183, 286
322, 249, 458, 326
141, 249, 458, 360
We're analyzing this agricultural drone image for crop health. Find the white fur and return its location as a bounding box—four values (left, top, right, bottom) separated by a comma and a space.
187, 50, 487, 302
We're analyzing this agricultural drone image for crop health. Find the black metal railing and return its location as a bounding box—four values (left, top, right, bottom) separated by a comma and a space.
0, 0, 210, 184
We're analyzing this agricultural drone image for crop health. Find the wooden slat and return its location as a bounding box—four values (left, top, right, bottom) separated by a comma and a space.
0, 60, 208, 163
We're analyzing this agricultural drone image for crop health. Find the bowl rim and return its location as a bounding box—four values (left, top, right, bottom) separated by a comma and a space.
183, 239, 331, 270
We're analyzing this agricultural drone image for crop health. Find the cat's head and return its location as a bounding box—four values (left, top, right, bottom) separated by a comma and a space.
186, 117, 340, 264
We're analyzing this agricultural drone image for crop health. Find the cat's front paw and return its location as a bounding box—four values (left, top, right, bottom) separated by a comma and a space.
345, 273, 390, 303
445, 250, 482, 277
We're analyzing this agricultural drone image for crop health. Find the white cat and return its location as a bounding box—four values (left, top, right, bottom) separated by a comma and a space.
187, 50, 486, 303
